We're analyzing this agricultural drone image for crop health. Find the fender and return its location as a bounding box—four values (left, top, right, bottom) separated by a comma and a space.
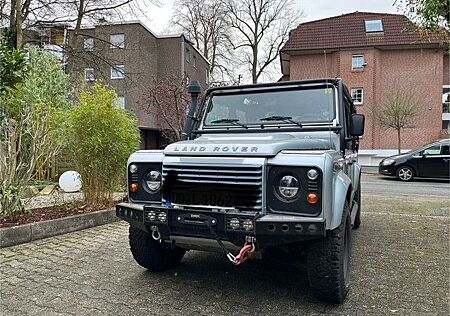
330, 170, 352, 230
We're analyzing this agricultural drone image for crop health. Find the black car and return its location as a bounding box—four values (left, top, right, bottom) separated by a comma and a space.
379, 139, 450, 181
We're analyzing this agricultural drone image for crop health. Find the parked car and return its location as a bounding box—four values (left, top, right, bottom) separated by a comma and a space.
378, 139, 450, 181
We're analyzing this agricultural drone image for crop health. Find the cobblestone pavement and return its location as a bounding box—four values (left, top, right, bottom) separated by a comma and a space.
1, 197, 449, 315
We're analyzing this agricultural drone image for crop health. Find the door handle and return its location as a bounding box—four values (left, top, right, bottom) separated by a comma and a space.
444, 158, 450, 162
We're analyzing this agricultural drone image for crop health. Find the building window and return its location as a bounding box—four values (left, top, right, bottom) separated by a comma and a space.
84, 37, 94, 50
85, 68, 95, 81
351, 88, 363, 105
110, 34, 125, 48
117, 96, 126, 108
111, 65, 125, 79
365, 19, 383, 33
193, 55, 197, 68
352, 55, 365, 69
185, 47, 190, 63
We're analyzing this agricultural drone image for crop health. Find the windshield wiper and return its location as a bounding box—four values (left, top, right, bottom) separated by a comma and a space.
259, 115, 302, 127
210, 118, 248, 128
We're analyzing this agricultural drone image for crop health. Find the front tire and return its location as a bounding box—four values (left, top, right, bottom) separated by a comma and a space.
396, 165, 414, 181
307, 203, 352, 303
129, 225, 185, 271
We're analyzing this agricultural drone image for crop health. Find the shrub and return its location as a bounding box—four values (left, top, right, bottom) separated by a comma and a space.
0, 47, 70, 219
67, 83, 140, 206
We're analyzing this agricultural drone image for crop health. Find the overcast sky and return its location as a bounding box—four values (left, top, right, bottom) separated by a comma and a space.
140, 0, 401, 34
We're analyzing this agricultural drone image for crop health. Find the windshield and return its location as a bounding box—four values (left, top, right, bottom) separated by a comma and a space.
203, 87, 335, 127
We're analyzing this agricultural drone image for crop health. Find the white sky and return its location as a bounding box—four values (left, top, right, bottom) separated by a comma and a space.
140, 0, 401, 34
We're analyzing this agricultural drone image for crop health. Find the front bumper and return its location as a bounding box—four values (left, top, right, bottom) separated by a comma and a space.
378, 164, 396, 176
116, 202, 325, 249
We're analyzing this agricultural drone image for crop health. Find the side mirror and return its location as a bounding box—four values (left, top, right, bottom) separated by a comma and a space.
350, 113, 365, 137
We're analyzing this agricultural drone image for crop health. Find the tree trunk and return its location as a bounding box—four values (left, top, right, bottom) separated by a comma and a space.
252, 46, 257, 83
397, 128, 401, 154
15, 0, 23, 48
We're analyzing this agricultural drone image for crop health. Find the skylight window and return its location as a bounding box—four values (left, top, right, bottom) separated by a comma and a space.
365, 19, 383, 33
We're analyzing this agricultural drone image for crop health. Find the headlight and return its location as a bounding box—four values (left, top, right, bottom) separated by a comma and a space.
276, 175, 300, 201
381, 158, 395, 166
145, 170, 162, 192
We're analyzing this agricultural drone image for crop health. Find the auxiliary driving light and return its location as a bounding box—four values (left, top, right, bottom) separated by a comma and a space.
157, 211, 167, 222
242, 219, 254, 231
229, 217, 240, 230
147, 210, 156, 221
307, 169, 318, 180
129, 164, 138, 174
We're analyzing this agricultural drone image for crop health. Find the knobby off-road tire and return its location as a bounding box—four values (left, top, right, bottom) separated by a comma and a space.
129, 225, 185, 271
306, 203, 352, 303
353, 184, 361, 229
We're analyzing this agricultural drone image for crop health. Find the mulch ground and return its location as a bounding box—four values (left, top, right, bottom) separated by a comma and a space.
0, 197, 126, 228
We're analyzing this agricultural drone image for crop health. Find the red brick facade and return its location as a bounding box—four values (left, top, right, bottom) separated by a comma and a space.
281, 12, 449, 150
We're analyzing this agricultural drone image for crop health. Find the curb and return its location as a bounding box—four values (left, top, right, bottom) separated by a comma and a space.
0, 208, 119, 248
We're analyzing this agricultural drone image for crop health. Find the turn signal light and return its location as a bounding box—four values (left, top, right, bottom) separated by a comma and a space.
307, 193, 319, 205
130, 183, 139, 193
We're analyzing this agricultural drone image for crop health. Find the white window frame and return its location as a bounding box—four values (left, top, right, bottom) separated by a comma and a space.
85, 68, 95, 81
117, 96, 126, 108
84, 37, 94, 50
351, 88, 364, 105
111, 65, 125, 79
110, 34, 125, 48
352, 55, 365, 69
365, 19, 383, 33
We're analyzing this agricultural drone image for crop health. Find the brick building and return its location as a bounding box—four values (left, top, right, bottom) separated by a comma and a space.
280, 12, 449, 150
67, 21, 210, 149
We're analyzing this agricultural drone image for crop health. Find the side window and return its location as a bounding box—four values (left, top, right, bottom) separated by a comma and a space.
423, 145, 441, 156
440, 145, 449, 155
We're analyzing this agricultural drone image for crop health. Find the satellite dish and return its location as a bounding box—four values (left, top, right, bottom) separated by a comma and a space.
59, 171, 82, 193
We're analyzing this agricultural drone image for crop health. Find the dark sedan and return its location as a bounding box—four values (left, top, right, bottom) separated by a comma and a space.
378, 139, 450, 181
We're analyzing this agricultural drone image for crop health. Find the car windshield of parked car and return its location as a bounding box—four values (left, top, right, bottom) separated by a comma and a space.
203, 87, 335, 127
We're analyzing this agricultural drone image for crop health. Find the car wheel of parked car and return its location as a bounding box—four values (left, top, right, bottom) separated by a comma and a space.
129, 225, 185, 271
306, 202, 351, 303
396, 166, 414, 181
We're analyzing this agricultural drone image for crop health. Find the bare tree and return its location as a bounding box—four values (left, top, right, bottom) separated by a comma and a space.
226, 0, 301, 83
374, 88, 420, 154
172, 0, 234, 85
141, 73, 190, 142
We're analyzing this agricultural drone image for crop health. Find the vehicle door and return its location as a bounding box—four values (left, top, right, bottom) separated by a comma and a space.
417, 144, 449, 178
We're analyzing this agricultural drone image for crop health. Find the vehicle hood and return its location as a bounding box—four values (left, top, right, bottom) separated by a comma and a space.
164, 133, 336, 157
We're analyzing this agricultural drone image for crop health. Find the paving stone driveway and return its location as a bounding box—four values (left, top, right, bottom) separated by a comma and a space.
1, 200, 449, 315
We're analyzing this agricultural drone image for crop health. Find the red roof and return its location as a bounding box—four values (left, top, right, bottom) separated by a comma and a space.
282, 12, 445, 52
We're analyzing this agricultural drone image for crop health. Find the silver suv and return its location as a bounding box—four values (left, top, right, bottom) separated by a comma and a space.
117, 78, 365, 303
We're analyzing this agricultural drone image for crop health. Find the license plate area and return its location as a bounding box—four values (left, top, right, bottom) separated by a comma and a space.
171, 191, 235, 207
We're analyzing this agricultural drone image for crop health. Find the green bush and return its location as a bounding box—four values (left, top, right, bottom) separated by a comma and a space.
67, 83, 140, 206
0, 47, 70, 218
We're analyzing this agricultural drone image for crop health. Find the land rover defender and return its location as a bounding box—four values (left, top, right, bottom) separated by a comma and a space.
116, 78, 365, 303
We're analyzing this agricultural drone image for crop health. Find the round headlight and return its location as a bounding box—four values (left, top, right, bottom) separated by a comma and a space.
129, 164, 138, 174
145, 170, 162, 192
307, 169, 318, 180
276, 175, 300, 201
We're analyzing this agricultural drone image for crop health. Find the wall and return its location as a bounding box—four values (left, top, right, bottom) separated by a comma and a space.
289, 47, 445, 150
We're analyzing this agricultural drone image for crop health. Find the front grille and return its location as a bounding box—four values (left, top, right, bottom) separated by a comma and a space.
162, 163, 263, 212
